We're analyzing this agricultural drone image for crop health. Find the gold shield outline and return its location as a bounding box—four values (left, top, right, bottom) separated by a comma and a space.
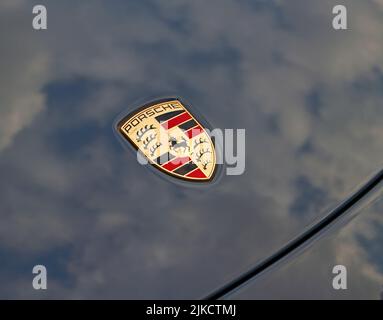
116, 98, 218, 183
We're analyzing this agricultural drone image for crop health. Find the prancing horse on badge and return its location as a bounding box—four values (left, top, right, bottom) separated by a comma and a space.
117, 98, 217, 182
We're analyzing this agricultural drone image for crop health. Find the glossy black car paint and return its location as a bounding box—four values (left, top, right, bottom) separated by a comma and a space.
0, 0, 382, 299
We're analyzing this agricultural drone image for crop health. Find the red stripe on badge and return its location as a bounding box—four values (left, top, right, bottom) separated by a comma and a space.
161, 112, 192, 130
162, 157, 190, 172
185, 125, 203, 139
185, 168, 207, 178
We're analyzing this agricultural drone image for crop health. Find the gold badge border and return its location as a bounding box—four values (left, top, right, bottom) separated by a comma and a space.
117, 98, 217, 183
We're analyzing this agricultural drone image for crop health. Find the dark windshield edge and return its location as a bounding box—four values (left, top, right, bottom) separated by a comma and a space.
203, 168, 383, 300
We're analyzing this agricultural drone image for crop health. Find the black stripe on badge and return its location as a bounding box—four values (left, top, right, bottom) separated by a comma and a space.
178, 119, 197, 131
153, 152, 175, 165
155, 110, 184, 123
173, 161, 198, 176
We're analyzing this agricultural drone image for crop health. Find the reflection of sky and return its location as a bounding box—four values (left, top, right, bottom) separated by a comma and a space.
234, 199, 383, 299
0, 0, 383, 298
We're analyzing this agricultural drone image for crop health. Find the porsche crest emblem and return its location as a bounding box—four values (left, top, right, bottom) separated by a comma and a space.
117, 98, 217, 182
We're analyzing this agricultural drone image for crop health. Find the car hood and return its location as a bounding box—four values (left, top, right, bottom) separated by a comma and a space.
1, 0, 383, 299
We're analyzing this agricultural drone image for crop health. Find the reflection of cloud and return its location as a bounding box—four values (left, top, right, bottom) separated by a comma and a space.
234, 200, 383, 299
0, 2, 50, 152
0, 0, 383, 298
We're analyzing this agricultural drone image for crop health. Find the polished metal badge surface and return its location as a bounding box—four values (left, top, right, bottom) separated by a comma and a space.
117, 98, 217, 182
